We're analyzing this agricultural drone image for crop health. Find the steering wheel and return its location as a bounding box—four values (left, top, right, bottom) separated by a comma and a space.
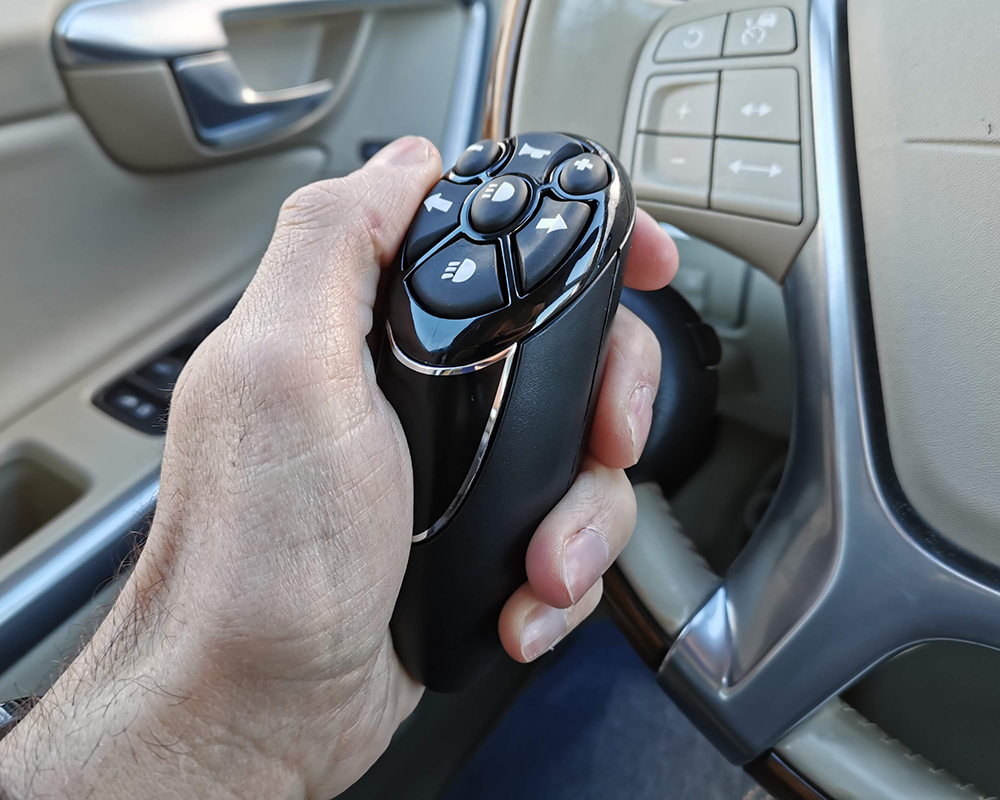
485, 1, 1000, 798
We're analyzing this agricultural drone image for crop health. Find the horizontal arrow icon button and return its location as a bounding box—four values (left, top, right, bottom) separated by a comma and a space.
728, 159, 783, 178
740, 102, 773, 117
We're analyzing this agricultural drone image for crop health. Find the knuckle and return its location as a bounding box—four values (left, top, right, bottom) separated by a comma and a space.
275, 173, 393, 266
584, 465, 634, 536
278, 179, 358, 232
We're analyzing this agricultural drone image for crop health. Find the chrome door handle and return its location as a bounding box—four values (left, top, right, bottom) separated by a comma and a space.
172, 52, 333, 149
54, 0, 449, 66
54, 0, 450, 151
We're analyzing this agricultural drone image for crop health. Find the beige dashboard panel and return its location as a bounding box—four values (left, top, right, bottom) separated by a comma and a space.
850, 0, 1000, 568
510, 0, 673, 152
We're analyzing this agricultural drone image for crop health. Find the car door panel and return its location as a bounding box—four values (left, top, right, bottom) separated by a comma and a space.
0, 0, 491, 669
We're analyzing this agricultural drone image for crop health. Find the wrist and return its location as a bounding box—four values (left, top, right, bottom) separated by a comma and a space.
0, 588, 307, 800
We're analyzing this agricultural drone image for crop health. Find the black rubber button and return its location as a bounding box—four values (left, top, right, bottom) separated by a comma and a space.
505, 133, 583, 184
468, 175, 530, 234
409, 239, 505, 319
453, 139, 502, 176
558, 152, 609, 195
405, 179, 477, 267
514, 198, 591, 292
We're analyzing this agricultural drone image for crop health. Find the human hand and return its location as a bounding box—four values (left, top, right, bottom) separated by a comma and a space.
0, 136, 677, 800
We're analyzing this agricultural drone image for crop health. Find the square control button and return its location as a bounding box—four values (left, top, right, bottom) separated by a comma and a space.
639, 73, 718, 137
632, 134, 713, 208
711, 138, 801, 223
409, 239, 505, 319
724, 7, 796, 56
717, 68, 799, 142
655, 15, 727, 61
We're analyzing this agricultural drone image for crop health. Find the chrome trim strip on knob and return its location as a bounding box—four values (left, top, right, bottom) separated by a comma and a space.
386, 324, 516, 542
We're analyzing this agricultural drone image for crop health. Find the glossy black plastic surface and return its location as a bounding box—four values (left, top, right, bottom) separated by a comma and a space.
378, 345, 506, 536
391, 260, 626, 690
377, 133, 635, 690
388, 134, 634, 368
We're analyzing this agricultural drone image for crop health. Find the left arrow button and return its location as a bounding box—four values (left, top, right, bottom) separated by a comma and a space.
405, 179, 478, 268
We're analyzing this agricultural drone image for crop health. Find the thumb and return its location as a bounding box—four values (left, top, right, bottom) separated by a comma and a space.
243, 135, 442, 352
231, 136, 441, 394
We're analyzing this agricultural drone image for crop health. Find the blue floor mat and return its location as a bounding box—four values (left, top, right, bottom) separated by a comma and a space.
442, 619, 758, 800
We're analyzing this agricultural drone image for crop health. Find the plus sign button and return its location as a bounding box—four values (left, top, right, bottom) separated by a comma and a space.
558, 153, 609, 195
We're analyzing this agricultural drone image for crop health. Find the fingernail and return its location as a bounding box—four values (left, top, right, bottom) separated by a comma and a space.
564, 528, 611, 604
520, 605, 568, 662
627, 384, 654, 464
369, 136, 431, 168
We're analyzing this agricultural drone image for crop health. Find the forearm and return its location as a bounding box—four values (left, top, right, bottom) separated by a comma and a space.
0, 583, 305, 800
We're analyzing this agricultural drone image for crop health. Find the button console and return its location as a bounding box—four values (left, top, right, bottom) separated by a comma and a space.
404, 138, 618, 325
505, 133, 583, 183
406, 179, 477, 265
469, 175, 530, 234
409, 239, 505, 319
515, 197, 590, 291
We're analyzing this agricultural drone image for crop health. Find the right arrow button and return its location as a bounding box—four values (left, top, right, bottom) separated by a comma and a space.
514, 198, 591, 293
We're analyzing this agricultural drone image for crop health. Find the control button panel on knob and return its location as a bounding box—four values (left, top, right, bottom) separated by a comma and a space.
394, 134, 622, 357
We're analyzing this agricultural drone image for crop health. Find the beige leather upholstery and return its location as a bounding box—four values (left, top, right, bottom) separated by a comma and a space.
778, 699, 996, 800
849, 0, 1000, 568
